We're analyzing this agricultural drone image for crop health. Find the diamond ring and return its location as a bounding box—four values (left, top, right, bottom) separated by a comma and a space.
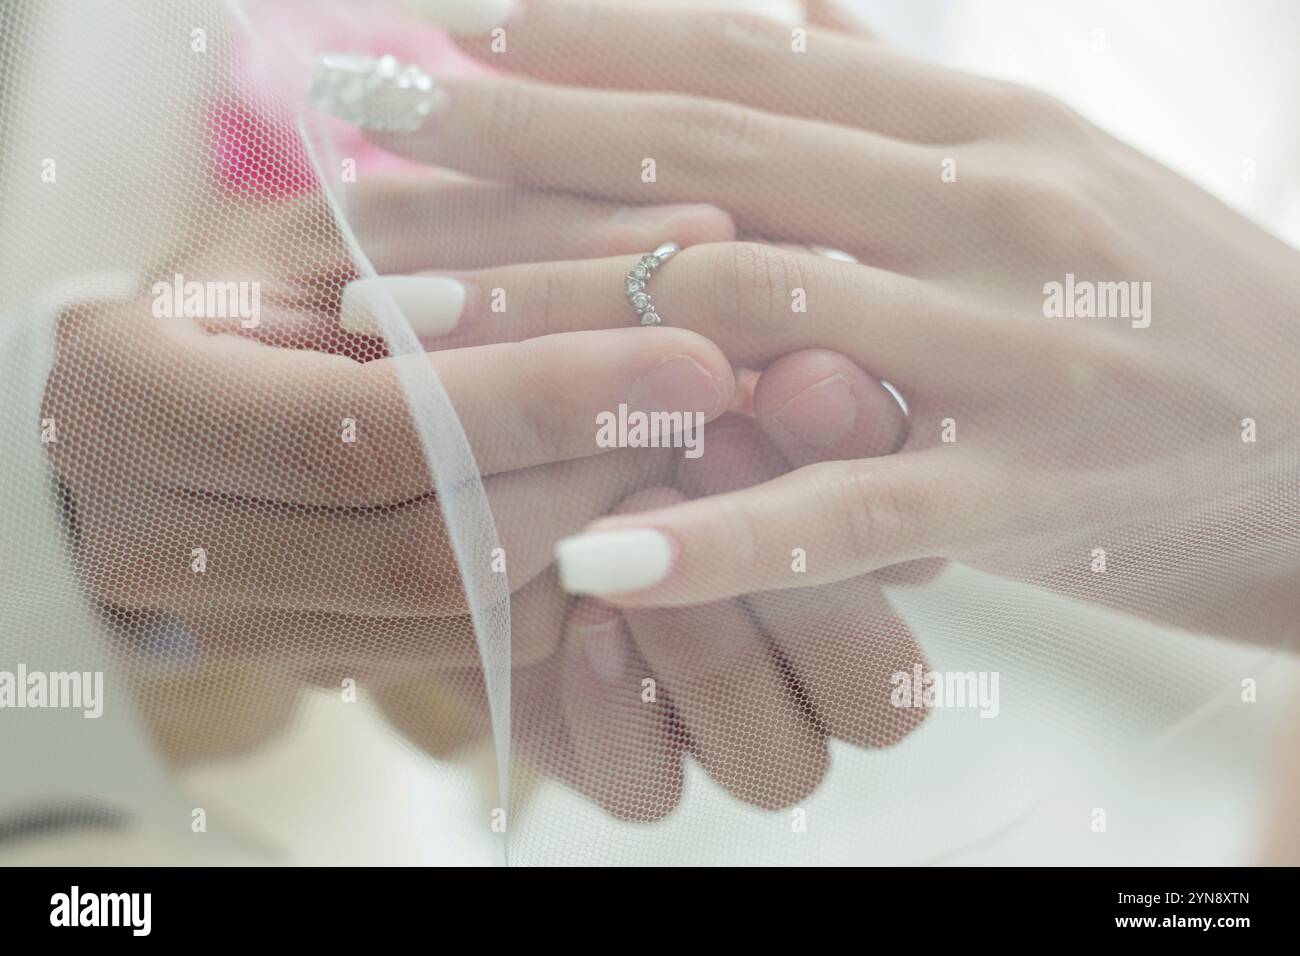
624, 242, 679, 327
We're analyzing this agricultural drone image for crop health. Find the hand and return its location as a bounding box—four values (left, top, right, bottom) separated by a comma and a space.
42, 177, 736, 757
330, 1, 1300, 643
375, 350, 931, 819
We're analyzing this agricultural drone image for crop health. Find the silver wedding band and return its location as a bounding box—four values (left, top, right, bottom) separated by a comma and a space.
625, 242, 679, 327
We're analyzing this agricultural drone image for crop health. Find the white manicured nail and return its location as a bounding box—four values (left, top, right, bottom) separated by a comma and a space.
556, 529, 673, 595
339, 276, 467, 337
401, 0, 520, 36
309, 53, 447, 132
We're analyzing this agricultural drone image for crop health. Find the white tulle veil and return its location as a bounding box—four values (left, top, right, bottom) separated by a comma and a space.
1, 0, 1296, 865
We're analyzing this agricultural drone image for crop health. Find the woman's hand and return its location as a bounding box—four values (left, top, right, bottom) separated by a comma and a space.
50, 169, 928, 808
323, 1, 1300, 642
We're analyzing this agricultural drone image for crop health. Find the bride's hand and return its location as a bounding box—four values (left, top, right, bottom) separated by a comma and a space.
317, 2, 1300, 642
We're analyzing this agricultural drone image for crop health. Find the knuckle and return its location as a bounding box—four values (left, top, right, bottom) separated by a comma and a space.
314, 366, 388, 502
518, 260, 564, 336
497, 336, 571, 466
482, 80, 538, 168
1052, 333, 1150, 408
712, 242, 803, 328
1026, 89, 1087, 136
382, 504, 467, 615
514, 375, 569, 465
727, 498, 764, 587
1029, 178, 1093, 234
706, 11, 793, 69
659, 97, 767, 175
977, 171, 1108, 263
690, 100, 756, 151
992, 84, 1083, 138
833, 466, 926, 566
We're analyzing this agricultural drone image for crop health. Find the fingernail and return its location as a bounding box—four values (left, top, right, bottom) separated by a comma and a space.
340, 276, 467, 337
810, 246, 859, 263
569, 600, 630, 683
401, 0, 522, 36
308, 53, 447, 132
611, 204, 722, 230
772, 374, 858, 447
628, 355, 724, 417
556, 529, 673, 595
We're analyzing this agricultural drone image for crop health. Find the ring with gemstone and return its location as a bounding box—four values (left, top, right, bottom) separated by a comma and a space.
624, 242, 679, 327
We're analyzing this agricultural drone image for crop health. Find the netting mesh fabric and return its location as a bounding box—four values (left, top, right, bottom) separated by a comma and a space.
2, 0, 1298, 866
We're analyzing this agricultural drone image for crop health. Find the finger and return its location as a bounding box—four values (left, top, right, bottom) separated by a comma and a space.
182, 604, 483, 677
405, 615, 685, 821
559, 597, 684, 821
483, 447, 673, 598
422, 329, 736, 477
307, 55, 938, 266
369, 570, 566, 761
375, 75, 932, 266
675, 414, 790, 500
195, 183, 733, 352
120, 654, 301, 763
674, 415, 928, 749
873, 557, 947, 588
751, 348, 907, 468
399, 0, 518, 36
618, 488, 829, 810
78, 445, 669, 618
182, 566, 571, 680
729, 367, 760, 416
370, 665, 491, 758
746, 576, 927, 749
441, 1, 1006, 144
678, 347, 912, 503
51, 301, 732, 508
391, 243, 993, 396
557, 448, 977, 606
349, 177, 736, 274
802, 0, 878, 37
368, 567, 567, 754
739, 346, 941, 588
